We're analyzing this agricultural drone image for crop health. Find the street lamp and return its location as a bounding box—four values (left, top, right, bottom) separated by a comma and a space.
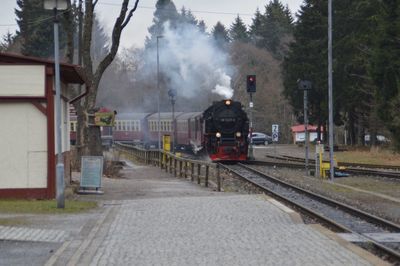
168, 89, 177, 153
44, 0, 68, 208
157, 35, 163, 150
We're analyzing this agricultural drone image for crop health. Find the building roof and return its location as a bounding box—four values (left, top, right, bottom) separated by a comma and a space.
0, 52, 86, 84
291, 124, 323, 133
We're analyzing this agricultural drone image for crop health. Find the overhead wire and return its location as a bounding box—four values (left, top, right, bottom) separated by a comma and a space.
0, 2, 254, 28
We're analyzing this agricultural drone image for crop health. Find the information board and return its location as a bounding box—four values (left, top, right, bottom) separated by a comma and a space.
80, 156, 103, 188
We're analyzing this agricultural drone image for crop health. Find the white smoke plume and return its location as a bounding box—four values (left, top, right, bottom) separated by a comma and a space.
144, 21, 235, 101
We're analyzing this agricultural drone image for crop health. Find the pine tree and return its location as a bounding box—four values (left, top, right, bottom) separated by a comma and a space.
0, 32, 15, 52
282, 0, 329, 139
15, 0, 72, 58
212, 21, 230, 49
249, 8, 263, 46
145, 0, 180, 48
371, 0, 400, 149
229, 15, 249, 43
261, 0, 293, 54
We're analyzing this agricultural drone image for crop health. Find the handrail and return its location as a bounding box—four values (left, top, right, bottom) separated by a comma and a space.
114, 142, 221, 191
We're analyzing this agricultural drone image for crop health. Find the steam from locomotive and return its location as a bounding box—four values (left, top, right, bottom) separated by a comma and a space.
143, 22, 235, 100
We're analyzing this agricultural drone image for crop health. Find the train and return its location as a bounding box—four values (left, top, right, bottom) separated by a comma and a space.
70, 99, 249, 161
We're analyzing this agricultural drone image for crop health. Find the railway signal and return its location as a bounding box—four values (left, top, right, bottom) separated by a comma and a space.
246, 75, 256, 93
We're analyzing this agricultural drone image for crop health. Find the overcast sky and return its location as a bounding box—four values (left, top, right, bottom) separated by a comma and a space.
0, 0, 303, 49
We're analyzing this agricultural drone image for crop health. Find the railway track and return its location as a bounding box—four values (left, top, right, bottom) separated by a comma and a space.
265, 154, 400, 179
220, 162, 400, 263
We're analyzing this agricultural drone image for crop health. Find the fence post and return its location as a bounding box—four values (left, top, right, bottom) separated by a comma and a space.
217, 164, 221, 192
169, 156, 173, 174
184, 162, 188, 179
205, 165, 209, 187
191, 162, 194, 181
197, 164, 201, 184
174, 158, 177, 177
159, 151, 162, 169
165, 154, 168, 173
179, 160, 183, 177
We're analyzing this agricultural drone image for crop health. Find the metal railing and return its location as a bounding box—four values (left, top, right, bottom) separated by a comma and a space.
114, 143, 221, 191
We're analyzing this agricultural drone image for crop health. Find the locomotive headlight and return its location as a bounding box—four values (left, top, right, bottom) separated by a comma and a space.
225, 100, 231, 106
235, 132, 241, 137
216, 132, 221, 138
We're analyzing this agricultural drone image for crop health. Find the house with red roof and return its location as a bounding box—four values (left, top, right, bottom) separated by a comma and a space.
290, 124, 324, 144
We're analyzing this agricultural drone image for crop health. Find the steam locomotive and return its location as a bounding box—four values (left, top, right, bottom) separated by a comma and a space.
203, 99, 249, 161
70, 99, 249, 161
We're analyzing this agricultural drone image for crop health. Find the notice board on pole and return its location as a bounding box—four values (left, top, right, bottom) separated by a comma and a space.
80, 156, 103, 188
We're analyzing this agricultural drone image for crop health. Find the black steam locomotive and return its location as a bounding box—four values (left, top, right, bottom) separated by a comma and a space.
203, 99, 249, 161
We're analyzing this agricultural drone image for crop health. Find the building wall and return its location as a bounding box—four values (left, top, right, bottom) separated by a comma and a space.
0, 65, 45, 97
0, 103, 47, 188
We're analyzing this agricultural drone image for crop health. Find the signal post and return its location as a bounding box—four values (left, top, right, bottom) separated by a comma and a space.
246, 75, 256, 160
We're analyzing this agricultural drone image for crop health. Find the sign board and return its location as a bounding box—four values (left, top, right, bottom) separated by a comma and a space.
272, 124, 279, 142
80, 156, 103, 188
94, 112, 115, 127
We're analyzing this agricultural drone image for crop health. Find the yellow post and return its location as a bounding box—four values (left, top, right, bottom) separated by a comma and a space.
163, 135, 171, 166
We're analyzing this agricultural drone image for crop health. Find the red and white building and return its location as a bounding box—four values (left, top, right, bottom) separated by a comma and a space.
0, 53, 86, 199
291, 124, 324, 144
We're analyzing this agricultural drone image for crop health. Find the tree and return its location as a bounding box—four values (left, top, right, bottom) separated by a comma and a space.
0, 32, 15, 52
282, 0, 329, 141
212, 21, 230, 49
145, 0, 180, 48
371, 0, 400, 149
14, 0, 74, 59
249, 8, 263, 46
229, 15, 249, 43
74, 0, 140, 156
260, 0, 293, 55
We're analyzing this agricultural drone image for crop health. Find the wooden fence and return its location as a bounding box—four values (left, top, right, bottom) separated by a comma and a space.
115, 143, 221, 191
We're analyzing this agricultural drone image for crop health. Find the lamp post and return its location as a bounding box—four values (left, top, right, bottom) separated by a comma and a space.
44, 0, 68, 208
157, 35, 163, 150
168, 89, 177, 153
298, 80, 312, 175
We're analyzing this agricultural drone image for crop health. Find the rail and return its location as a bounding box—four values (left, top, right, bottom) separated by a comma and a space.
114, 142, 222, 191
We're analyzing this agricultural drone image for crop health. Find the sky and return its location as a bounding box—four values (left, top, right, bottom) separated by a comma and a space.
0, 0, 303, 49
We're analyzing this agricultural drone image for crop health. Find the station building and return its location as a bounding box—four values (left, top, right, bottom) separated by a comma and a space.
0, 53, 86, 199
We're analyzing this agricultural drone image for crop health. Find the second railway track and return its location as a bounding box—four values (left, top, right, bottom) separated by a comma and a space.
221, 162, 400, 263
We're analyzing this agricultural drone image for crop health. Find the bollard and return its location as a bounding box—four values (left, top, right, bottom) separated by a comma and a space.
179, 160, 183, 177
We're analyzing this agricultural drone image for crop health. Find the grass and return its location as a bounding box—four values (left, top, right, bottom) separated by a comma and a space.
0, 199, 97, 214
334, 147, 400, 165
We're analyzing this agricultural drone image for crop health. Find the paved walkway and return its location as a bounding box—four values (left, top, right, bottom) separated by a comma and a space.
0, 159, 388, 265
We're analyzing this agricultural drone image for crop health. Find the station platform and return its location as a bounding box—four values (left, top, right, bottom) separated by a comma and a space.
1, 159, 387, 265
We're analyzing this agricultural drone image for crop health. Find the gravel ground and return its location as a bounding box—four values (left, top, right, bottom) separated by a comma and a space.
227, 145, 400, 224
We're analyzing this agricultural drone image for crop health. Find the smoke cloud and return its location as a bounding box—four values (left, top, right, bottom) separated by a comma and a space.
143, 21, 235, 101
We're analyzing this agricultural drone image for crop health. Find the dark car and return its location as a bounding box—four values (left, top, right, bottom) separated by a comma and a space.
248, 132, 272, 145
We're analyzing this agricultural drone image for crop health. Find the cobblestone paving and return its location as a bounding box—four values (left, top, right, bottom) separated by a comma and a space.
86, 195, 372, 266
0, 225, 68, 243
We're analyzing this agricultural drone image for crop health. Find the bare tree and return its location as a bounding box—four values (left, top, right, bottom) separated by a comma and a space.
74, 0, 139, 156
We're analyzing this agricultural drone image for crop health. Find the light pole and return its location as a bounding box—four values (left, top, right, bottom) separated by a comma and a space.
168, 89, 177, 153
328, 0, 334, 181
157, 35, 163, 150
44, 0, 68, 208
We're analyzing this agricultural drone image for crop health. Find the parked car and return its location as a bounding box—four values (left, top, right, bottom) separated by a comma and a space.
248, 132, 272, 145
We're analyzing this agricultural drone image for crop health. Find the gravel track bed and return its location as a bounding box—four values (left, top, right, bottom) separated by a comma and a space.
251, 165, 400, 224
227, 164, 398, 234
